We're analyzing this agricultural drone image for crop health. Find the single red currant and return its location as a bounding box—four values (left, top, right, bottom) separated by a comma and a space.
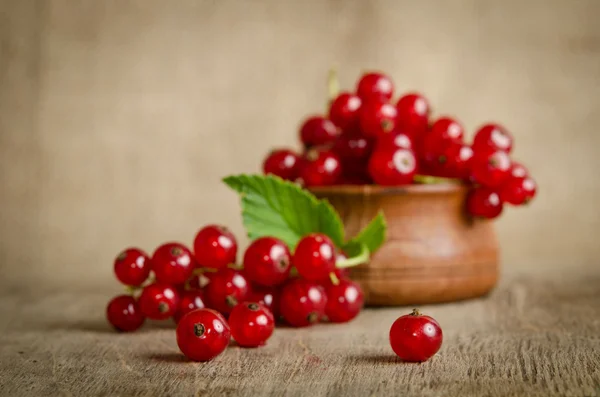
508, 161, 529, 179
389, 309, 443, 362
299, 116, 339, 148
368, 148, 417, 186
293, 233, 336, 281
106, 295, 145, 332
430, 117, 464, 142
324, 279, 364, 323
328, 92, 362, 130
500, 176, 537, 205
300, 149, 342, 187
262, 149, 301, 181
176, 308, 231, 362
229, 302, 275, 347
466, 187, 503, 219
473, 123, 513, 153
356, 72, 394, 103
193, 225, 238, 270
205, 268, 250, 315
437, 141, 474, 179
113, 248, 151, 287
279, 279, 327, 327
359, 101, 398, 139
152, 242, 195, 285
248, 287, 280, 318
243, 237, 291, 287
332, 132, 373, 180
396, 93, 430, 136
471, 150, 512, 187
374, 131, 413, 152
174, 290, 206, 323
138, 284, 180, 320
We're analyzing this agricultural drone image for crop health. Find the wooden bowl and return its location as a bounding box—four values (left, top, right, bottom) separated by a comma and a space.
309, 183, 499, 306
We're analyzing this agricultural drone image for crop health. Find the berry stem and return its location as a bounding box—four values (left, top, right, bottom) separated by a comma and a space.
329, 272, 340, 286
336, 243, 369, 269
327, 68, 340, 105
413, 174, 460, 185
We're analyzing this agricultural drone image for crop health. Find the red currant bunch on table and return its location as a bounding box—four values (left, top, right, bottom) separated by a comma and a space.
261, 71, 537, 219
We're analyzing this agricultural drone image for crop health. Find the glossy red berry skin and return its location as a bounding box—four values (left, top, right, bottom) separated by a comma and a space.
360, 101, 398, 139
374, 132, 413, 152
139, 284, 180, 320
293, 233, 336, 282
324, 279, 364, 323
279, 279, 327, 327
300, 149, 342, 187
473, 123, 513, 153
356, 72, 394, 103
329, 92, 362, 130
229, 302, 275, 347
471, 150, 512, 188
466, 187, 503, 219
205, 268, 250, 315
368, 148, 417, 186
332, 132, 373, 181
389, 309, 443, 362
174, 290, 206, 323
176, 308, 231, 362
193, 225, 238, 270
395, 93, 430, 136
248, 287, 280, 318
430, 117, 464, 142
263, 149, 301, 181
299, 116, 339, 148
500, 176, 537, 205
508, 161, 529, 179
106, 295, 145, 332
438, 142, 474, 179
243, 237, 291, 287
152, 243, 195, 285
113, 248, 151, 287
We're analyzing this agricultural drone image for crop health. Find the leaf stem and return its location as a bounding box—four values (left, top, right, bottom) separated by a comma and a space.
336, 243, 369, 269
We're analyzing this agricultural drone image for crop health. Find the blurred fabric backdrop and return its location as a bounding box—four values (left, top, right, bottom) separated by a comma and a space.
1, 0, 599, 291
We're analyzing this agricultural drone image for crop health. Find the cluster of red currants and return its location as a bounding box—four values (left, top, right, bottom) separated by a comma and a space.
106, 225, 363, 361
262, 72, 537, 219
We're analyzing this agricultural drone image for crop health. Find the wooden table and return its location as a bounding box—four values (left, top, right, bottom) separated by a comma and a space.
0, 273, 598, 397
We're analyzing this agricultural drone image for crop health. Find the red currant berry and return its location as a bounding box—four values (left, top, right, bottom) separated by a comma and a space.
328, 92, 362, 130
332, 132, 373, 164
374, 132, 413, 152
139, 284, 180, 320
466, 187, 503, 219
229, 302, 275, 347
359, 101, 398, 139
368, 148, 417, 186
299, 116, 339, 148
106, 295, 145, 332
356, 72, 394, 103
262, 149, 301, 181
193, 225, 237, 270
205, 268, 250, 315
248, 287, 280, 318
324, 279, 364, 323
174, 290, 206, 323
389, 309, 443, 362
437, 142, 474, 179
508, 161, 529, 179
473, 123, 513, 153
152, 242, 194, 285
430, 117, 464, 142
243, 237, 291, 287
176, 308, 230, 362
293, 233, 336, 282
500, 176, 537, 205
471, 150, 512, 187
279, 279, 327, 327
396, 93, 430, 136
113, 248, 151, 287
300, 149, 342, 187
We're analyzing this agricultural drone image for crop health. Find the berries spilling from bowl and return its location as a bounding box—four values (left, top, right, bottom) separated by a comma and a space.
262, 71, 537, 219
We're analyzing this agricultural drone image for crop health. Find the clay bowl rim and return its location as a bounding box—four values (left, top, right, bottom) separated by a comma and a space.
308, 182, 469, 197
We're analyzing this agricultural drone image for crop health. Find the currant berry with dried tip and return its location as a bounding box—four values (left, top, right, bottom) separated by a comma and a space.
292, 233, 336, 282
368, 148, 417, 186
113, 248, 151, 287
193, 225, 238, 270
360, 101, 398, 139
106, 295, 145, 332
471, 150, 512, 188
279, 279, 327, 327
473, 123, 513, 153
329, 92, 362, 130
466, 187, 503, 219
229, 302, 275, 347
263, 149, 301, 181
174, 290, 206, 323
205, 268, 250, 315
138, 284, 180, 320
299, 116, 339, 148
356, 72, 394, 102
152, 242, 195, 285
243, 237, 291, 287
300, 149, 342, 187
248, 287, 280, 318
389, 309, 443, 362
430, 117, 464, 142
437, 141, 474, 179
176, 308, 231, 362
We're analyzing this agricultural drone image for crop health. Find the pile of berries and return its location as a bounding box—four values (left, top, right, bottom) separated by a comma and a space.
262, 71, 537, 218
106, 225, 364, 361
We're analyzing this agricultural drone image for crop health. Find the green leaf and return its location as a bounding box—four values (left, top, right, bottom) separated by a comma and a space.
223, 174, 345, 249
346, 211, 387, 254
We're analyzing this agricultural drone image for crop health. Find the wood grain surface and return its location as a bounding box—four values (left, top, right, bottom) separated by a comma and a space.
0, 272, 598, 397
